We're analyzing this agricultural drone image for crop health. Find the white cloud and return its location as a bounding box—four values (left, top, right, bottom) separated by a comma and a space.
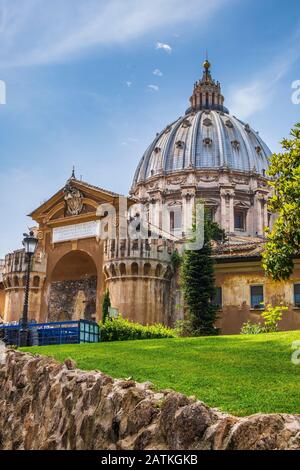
148, 85, 159, 92
156, 42, 172, 54
153, 68, 163, 76
229, 81, 274, 119
126, 81, 132, 87
0, 0, 230, 67
229, 28, 300, 119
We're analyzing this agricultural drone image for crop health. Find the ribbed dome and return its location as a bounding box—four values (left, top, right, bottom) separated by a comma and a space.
132, 61, 272, 188
132, 111, 272, 186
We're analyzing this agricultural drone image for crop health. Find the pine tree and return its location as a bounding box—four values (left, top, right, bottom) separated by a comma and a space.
181, 216, 225, 336
102, 290, 111, 324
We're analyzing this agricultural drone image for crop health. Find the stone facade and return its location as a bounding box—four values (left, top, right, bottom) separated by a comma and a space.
214, 249, 300, 334
1, 350, 300, 450
131, 169, 271, 240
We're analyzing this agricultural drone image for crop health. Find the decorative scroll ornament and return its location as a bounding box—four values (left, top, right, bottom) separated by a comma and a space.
63, 183, 84, 216
197, 174, 218, 183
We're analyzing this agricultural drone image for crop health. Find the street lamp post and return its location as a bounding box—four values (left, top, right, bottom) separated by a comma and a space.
19, 231, 38, 347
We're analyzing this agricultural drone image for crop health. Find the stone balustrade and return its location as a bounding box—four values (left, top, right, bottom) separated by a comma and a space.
103, 238, 174, 264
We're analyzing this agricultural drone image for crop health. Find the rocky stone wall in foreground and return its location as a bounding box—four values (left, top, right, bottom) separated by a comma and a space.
0, 350, 300, 450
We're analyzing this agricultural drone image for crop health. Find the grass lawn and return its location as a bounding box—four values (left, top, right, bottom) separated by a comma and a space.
22, 330, 300, 417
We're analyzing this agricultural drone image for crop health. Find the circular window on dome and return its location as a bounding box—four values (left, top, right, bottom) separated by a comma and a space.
176, 140, 184, 149
182, 119, 192, 128
203, 118, 212, 127
203, 137, 213, 146
231, 140, 240, 151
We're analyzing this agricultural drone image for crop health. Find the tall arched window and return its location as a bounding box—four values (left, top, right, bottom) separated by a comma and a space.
131, 263, 139, 276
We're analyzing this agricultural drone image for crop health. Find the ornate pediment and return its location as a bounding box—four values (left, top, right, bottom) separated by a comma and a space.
234, 200, 250, 208
29, 177, 125, 226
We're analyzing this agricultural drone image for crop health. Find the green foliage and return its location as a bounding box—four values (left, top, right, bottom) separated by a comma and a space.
263, 123, 300, 280
102, 290, 111, 324
204, 215, 227, 244
180, 215, 224, 336
174, 319, 195, 337
240, 321, 264, 335
99, 316, 176, 342
171, 250, 182, 270
261, 304, 288, 333
240, 304, 288, 334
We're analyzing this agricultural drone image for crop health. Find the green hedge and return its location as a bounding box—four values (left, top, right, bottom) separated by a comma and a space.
100, 317, 176, 342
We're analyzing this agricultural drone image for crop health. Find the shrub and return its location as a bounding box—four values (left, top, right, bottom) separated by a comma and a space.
99, 316, 176, 342
241, 305, 288, 334
261, 304, 288, 333
175, 319, 219, 337
174, 319, 194, 337
240, 321, 264, 335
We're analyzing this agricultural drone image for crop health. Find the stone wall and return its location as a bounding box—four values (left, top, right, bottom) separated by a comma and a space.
48, 276, 97, 322
1, 350, 300, 450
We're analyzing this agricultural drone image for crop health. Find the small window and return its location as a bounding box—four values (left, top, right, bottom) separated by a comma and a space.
294, 284, 300, 308
250, 285, 264, 309
214, 287, 222, 308
234, 210, 246, 231
170, 208, 182, 232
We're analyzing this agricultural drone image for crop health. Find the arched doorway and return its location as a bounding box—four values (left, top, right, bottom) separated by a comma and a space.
48, 250, 98, 322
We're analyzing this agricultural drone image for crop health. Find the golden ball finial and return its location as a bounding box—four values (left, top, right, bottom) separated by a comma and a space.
203, 59, 211, 70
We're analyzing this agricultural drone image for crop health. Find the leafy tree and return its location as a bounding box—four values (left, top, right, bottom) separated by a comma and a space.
263, 123, 300, 280
180, 210, 226, 336
261, 304, 288, 333
102, 290, 111, 324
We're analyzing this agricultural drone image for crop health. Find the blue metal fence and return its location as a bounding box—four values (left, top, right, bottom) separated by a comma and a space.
0, 319, 100, 346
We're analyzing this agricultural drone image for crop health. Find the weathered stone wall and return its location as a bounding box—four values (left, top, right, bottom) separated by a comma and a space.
0, 284, 6, 321
48, 276, 97, 322
1, 350, 300, 450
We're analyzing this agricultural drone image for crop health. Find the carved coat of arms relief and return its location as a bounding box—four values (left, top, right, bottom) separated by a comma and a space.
63, 183, 84, 216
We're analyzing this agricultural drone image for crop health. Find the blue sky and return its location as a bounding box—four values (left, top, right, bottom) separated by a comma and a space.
0, 0, 300, 257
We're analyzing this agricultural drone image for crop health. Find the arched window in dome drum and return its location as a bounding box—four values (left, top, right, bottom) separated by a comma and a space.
234, 209, 246, 231
169, 206, 182, 236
